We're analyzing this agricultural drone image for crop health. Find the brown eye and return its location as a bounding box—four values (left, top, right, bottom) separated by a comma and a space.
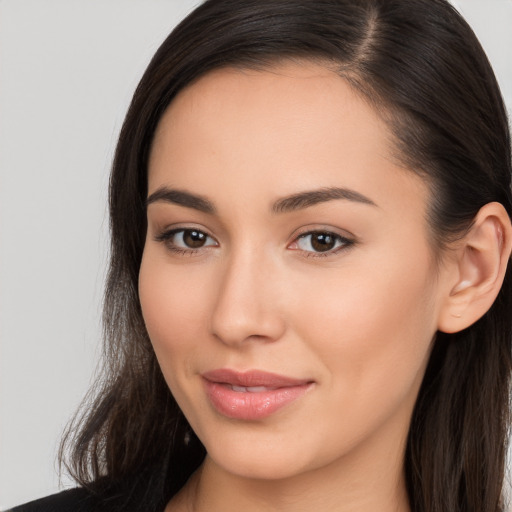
155, 228, 218, 252
183, 230, 208, 248
310, 233, 336, 252
294, 231, 352, 255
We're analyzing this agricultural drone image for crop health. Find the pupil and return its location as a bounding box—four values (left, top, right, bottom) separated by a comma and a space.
184, 230, 206, 248
311, 233, 335, 252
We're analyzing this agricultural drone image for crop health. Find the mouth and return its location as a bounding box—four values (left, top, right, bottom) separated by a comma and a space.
229, 385, 277, 392
201, 369, 314, 420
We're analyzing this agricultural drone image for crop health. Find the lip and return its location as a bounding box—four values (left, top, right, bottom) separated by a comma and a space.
202, 369, 314, 420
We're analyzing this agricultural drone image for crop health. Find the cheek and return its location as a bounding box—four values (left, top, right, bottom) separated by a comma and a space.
138, 250, 210, 380
289, 247, 438, 405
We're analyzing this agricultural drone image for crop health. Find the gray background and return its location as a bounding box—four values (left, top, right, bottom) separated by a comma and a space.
1, 0, 511, 509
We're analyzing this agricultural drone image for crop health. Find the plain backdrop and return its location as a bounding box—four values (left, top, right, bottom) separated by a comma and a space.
1, 0, 511, 509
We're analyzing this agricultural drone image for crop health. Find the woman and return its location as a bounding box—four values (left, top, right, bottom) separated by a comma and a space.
12, 0, 512, 511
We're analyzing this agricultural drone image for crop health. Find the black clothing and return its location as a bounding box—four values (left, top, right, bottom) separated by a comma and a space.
7, 485, 161, 512
9, 488, 101, 512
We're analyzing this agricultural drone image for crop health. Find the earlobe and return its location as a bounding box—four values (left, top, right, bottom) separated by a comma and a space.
438, 202, 512, 334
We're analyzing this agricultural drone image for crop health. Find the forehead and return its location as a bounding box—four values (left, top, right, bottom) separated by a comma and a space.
148, 60, 427, 219
153, 61, 389, 149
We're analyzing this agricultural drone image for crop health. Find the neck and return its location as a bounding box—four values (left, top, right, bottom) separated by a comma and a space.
195, 458, 408, 512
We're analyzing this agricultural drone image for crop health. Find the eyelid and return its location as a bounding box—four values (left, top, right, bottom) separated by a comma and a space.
289, 224, 356, 242
152, 221, 216, 239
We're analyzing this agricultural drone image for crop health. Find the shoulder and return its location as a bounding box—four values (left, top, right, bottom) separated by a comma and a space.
8, 488, 100, 512
7, 481, 166, 512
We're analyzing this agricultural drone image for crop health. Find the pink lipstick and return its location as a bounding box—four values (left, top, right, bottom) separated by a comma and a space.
202, 369, 313, 420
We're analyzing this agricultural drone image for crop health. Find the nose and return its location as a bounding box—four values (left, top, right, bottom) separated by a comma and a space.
210, 248, 286, 347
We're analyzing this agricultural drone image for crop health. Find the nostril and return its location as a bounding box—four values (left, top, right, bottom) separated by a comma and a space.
210, 310, 286, 347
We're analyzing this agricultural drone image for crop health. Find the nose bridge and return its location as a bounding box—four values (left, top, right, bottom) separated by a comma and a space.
210, 243, 285, 346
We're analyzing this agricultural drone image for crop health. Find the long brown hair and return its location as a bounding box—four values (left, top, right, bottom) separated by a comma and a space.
60, 1, 512, 510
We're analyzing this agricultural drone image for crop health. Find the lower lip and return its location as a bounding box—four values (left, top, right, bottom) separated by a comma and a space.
203, 380, 312, 420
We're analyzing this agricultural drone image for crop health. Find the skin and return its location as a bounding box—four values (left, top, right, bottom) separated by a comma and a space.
138, 61, 504, 511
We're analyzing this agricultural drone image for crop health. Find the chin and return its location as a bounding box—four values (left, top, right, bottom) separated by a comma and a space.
210, 450, 309, 481
198, 426, 331, 482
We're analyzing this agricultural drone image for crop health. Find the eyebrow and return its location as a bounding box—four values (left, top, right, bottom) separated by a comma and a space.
145, 185, 377, 215
272, 187, 377, 213
146, 187, 216, 214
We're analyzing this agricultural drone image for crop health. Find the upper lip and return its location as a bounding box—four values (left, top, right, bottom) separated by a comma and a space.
202, 369, 312, 388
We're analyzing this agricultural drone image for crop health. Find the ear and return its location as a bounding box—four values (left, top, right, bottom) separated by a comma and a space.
438, 202, 512, 334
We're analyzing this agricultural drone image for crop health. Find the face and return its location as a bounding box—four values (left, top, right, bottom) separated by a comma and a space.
139, 62, 452, 482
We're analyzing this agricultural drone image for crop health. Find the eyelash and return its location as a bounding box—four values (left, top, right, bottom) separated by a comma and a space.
154, 228, 355, 258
